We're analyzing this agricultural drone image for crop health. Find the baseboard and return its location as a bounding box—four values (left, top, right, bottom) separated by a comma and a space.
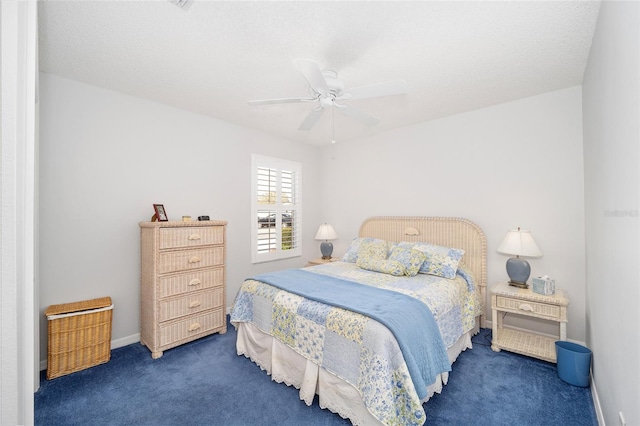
39, 333, 141, 371
590, 373, 605, 426
112, 333, 141, 349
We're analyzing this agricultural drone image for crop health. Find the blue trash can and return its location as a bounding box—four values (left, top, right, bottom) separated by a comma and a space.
555, 341, 592, 387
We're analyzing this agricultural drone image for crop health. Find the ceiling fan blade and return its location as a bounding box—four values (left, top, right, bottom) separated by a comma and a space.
298, 107, 324, 131
249, 97, 316, 106
342, 79, 408, 100
334, 104, 380, 127
294, 59, 330, 95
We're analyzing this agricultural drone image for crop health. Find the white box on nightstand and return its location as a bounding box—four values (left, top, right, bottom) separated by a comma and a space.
532, 276, 556, 295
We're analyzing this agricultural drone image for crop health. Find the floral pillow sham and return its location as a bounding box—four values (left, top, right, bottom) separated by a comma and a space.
356, 257, 407, 276
355, 243, 427, 277
388, 247, 427, 277
342, 237, 464, 279
398, 242, 465, 279
341, 237, 396, 263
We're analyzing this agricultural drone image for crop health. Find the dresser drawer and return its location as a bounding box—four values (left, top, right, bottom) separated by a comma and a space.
159, 288, 224, 322
159, 226, 224, 250
159, 308, 225, 347
158, 268, 224, 298
158, 246, 224, 274
495, 295, 564, 321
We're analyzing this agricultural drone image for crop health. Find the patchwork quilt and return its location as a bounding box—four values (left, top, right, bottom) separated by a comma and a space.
230, 261, 482, 426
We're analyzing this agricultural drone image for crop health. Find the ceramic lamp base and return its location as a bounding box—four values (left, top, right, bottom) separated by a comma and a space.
506, 257, 531, 288
320, 241, 333, 259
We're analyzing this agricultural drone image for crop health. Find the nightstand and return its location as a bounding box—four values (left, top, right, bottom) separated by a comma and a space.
491, 281, 569, 363
306, 257, 338, 267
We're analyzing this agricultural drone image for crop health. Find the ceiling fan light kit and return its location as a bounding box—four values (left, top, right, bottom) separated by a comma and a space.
249, 59, 407, 136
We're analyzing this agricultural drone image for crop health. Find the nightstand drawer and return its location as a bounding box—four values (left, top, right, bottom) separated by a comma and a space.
495, 295, 563, 321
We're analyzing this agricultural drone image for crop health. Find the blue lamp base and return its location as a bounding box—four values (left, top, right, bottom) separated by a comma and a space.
320, 241, 333, 259
506, 257, 531, 288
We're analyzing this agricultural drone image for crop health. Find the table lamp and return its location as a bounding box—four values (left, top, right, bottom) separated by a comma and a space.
496, 227, 542, 288
315, 223, 338, 259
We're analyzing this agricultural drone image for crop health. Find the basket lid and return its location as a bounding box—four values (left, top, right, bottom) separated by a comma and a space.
45, 297, 112, 316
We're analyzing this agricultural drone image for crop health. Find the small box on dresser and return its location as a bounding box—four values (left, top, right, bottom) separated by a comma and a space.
139, 220, 227, 359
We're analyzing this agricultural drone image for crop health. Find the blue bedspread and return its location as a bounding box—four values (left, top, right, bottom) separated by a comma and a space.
253, 268, 451, 400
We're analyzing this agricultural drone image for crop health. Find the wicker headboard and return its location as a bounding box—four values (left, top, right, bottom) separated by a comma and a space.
359, 216, 487, 326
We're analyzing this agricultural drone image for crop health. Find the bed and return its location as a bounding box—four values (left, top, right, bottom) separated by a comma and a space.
230, 216, 487, 425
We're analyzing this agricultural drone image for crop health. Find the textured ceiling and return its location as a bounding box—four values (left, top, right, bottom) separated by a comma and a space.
38, 1, 601, 146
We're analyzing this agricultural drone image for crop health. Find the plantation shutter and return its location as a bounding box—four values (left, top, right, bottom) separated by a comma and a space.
252, 155, 302, 263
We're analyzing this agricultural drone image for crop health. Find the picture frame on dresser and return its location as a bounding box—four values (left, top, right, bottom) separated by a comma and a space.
152, 204, 168, 222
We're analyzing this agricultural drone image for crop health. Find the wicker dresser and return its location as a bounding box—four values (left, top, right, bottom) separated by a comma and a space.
139, 220, 227, 359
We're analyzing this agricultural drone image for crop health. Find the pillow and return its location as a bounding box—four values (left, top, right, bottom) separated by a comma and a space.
399, 242, 465, 279
356, 257, 406, 276
358, 239, 390, 260
388, 246, 427, 277
341, 238, 395, 263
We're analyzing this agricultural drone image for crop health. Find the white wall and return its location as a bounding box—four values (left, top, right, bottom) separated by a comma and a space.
320, 86, 587, 341
582, 1, 640, 425
38, 75, 590, 363
37, 73, 323, 363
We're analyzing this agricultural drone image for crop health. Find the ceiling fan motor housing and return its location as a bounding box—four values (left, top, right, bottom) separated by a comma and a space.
321, 70, 344, 96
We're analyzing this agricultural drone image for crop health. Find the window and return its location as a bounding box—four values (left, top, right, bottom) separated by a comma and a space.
252, 154, 302, 263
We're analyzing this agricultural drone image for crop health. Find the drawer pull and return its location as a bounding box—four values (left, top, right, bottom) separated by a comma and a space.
188, 234, 202, 241
188, 256, 201, 264
518, 303, 534, 312
188, 323, 201, 332
188, 279, 201, 286
189, 301, 201, 308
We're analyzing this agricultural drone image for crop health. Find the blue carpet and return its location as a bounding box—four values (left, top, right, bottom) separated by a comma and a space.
35, 317, 597, 425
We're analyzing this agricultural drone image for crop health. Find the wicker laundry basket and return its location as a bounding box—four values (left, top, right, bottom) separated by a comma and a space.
45, 297, 113, 379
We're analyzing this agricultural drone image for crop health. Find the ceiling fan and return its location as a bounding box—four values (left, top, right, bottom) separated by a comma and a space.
249, 59, 408, 131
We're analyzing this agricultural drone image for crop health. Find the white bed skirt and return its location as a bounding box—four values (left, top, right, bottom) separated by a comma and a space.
235, 322, 474, 425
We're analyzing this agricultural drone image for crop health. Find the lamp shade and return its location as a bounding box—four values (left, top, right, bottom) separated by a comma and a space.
496, 228, 542, 258
314, 224, 338, 241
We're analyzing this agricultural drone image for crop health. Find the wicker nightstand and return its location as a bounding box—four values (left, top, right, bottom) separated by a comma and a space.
306, 257, 339, 267
491, 281, 569, 363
